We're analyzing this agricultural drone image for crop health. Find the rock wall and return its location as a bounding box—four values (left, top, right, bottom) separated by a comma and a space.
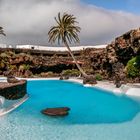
0, 27, 140, 81
106, 28, 140, 65
0, 50, 83, 77
86, 28, 140, 80
0, 80, 27, 100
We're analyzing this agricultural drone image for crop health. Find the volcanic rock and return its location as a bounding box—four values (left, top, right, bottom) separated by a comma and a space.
0, 80, 27, 100
7, 76, 19, 83
83, 75, 97, 85
41, 107, 70, 117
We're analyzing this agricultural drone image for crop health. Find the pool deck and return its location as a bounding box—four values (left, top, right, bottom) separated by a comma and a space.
68, 78, 140, 97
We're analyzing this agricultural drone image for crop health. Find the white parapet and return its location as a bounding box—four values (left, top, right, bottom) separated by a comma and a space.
0, 44, 107, 52
16, 44, 107, 51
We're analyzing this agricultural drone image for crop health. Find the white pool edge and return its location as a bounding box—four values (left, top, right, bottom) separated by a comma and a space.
1, 77, 140, 98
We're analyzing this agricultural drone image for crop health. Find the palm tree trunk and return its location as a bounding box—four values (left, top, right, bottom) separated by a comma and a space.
64, 40, 88, 78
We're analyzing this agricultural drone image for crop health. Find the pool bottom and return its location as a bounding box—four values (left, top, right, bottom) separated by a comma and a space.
0, 112, 140, 140
0, 80, 140, 140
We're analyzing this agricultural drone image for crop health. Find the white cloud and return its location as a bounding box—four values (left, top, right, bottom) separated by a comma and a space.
0, 0, 140, 46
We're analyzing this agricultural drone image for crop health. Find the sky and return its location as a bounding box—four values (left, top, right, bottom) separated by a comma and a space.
82, 0, 140, 14
0, 0, 140, 46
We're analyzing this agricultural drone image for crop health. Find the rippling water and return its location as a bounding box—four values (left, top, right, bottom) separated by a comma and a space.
0, 80, 140, 140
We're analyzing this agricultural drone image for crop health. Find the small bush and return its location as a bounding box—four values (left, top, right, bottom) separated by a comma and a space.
24, 64, 30, 70
40, 72, 56, 77
95, 74, 103, 81
62, 69, 71, 76
47, 71, 54, 77
8, 65, 17, 70
62, 69, 80, 77
126, 56, 140, 78
7, 51, 16, 56
0, 52, 7, 58
0, 62, 5, 69
19, 64, 30, 71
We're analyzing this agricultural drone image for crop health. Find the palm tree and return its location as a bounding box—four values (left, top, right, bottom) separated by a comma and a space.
0, 27, 6, 36
48, 12, 88, 78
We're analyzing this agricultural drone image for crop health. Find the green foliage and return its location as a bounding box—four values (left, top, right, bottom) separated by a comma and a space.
47, 72, 54, 77
19, 64, 30, 71
0, 52, 7, 58
0, 26, 6, 36
0, 70, 2, 74
7, 51, 16, 56
48, 12, 81, 44
8, 65, 17, 70
126, 56, 140, 78
95, 74, 103, 81
62, 69, 72, 76
62, 69, 80, 77
23, 64, 30, 70
18, 53, 27, 56
0, 61, 5, 69
40, 72, 56, 77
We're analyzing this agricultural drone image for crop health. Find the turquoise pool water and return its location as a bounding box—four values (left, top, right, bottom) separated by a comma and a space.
0, 80, 140, 140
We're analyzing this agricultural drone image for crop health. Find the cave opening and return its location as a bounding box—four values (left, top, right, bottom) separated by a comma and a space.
30, 64, 78, 74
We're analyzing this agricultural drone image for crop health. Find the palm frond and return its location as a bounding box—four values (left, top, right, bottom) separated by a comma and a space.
0, 26, 6, 36
48, 12, 81, 44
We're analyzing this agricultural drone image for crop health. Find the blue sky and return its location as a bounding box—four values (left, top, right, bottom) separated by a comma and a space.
82, 0, 140, 14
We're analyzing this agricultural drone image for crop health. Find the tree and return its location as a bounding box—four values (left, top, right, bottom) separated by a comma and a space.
48, 12, 88, 78
0, 27, 6, 36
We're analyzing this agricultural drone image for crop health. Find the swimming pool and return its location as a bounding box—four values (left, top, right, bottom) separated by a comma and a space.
0, 80, 140, 140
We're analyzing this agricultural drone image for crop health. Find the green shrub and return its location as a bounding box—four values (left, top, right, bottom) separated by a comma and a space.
47, 71, 54, 77
62, 69, 71, 76
62, 69, 80, 77
95, 73, 103, 81
71, 69, 81, 76
8, 65, 17, 70
7, 51, 16, 56
19, 64, 30, 71
40, 72, 54, 77
126, 56, 140, 78
0, 62, 5, 69
0, 52, 7, 58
